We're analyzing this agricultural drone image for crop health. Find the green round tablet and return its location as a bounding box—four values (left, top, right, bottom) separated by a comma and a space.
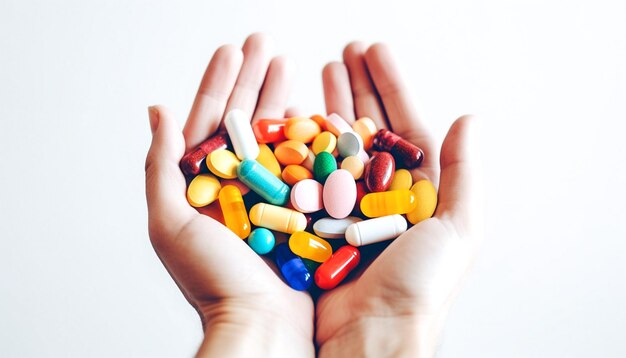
313, 151, 337, 184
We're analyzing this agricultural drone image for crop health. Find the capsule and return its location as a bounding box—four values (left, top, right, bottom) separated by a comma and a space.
289, 231, 333, 262
345, 214, 407, 247
224, 109, 260, 160
373, 129, 424, 169
249, 203, 307, 233
237, 159, 290, 206
314, 246, 360, 290
252, 118, 287, 144
180, 130, 230, 176
274, 243, 312, 291
364, 151, 395, 192
360, 189, 417, 218
218, 185, 251, 238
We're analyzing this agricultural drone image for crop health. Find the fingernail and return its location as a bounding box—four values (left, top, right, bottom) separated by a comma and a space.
148, 106, 160, 135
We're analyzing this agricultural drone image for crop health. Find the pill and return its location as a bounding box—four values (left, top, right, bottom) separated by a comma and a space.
352, 117, 377, 150
218, 185, 251, 239
224, 109, 260, 160
248, 228, 275, 255
337, 132, 363, 158
274, 140, 308, 165
323, 169, 357, 219
249, 203, 307, 233
345, 214, 407, 247
219, 178, 250, 195
206, 149, 240, 179
312, 131, 337, 155
275, 243, 312, 291
325, 113, 353, 136
285, 117, 322, 143
356, 149, 370, 165
364, 152, 395, 192
281, 165, 314, 186
360, 189, 417, 218
351, 181, 368, 216
289, 231, 333, 262
313, 151, 337, 183
180, 130, 230, 176
290, 179, 324, 213
301, 150, 316, 172
314, 245, 360, 290
237, 159, 290, 206
252, 118, 287, 144
186, 173, 221, 207
407, 180, 438, 224
373, 129, 424, 169
340, 156, 364, 180
389, 169, 413, 191
256, 144, 282, 178
310, 114, 327, 130
313, 216, 362, 239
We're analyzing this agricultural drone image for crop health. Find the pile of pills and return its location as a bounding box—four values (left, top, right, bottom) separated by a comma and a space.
181, 109, 437, 291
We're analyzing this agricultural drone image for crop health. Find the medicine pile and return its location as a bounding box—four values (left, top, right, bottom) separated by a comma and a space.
181, 109, 438, 291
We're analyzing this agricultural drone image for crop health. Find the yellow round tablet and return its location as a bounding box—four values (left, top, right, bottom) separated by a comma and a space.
206, 149, 240, 179
256, 144, 282, 178
340, 156, 364, 180
352, 117, 377, 150
312, 131, 337, 155
390, 169, 413, 191
187, 173, 221, 207
407, 180, 437, 224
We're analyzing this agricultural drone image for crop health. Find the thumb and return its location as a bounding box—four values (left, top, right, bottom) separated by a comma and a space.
145, 105, 195, 240
435, 115, 483, 238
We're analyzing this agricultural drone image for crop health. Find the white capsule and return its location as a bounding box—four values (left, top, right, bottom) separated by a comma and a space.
337, 132, 363, 158
224, 109, 260, 160
345, 215, 407, 247
313, 216, 362, 239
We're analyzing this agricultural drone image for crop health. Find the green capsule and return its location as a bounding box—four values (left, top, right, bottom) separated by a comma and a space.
313, 151, 337, 183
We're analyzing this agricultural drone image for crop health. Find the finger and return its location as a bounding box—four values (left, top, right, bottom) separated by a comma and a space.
252, 56, 296, 121
435, 115, 482, 237
183, 45, 243, 151
224, 33, 274, 121
364, 43, 434, 154
342, 42, 387, 129
285, 107, 303, 117
146, 106, 196, 239
322, 62, 355, 123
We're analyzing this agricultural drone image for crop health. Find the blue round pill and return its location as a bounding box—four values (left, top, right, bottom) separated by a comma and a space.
248, 228, 275, 255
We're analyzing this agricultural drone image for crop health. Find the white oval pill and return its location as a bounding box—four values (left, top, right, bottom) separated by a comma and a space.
337, 132, 363, 158
224, 109, 260, 160
345, 215, 407, 247
290, 179, 324, 213
313, 217, 362, 239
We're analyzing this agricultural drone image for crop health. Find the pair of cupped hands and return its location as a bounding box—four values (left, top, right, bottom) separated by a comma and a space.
145, 33, 482, 357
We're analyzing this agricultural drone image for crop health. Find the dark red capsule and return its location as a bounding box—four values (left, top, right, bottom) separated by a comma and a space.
180, 130, 230, 176
364, 151, 395, 192
373, 129, 424, 169
351, 181, 368, 217
314, 245, 360, 290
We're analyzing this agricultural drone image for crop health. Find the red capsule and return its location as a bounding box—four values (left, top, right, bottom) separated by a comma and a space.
314, 246, 360, 290
351, 181, 368, 216
373, 129, 424, 169
180, 130, 230, 176
252, 119, 287, 144
364, 152, 395, 192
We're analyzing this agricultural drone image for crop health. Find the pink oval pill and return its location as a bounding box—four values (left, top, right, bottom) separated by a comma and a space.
323, 169, 357, 219
290, 179, 324, 213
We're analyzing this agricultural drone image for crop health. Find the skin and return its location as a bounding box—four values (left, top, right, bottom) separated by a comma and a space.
145, 34, 481, 357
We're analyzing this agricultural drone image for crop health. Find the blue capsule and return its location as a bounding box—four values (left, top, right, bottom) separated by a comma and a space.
274, 243, 312, 291
248, 228, 275, 255
237, 159, 290, 206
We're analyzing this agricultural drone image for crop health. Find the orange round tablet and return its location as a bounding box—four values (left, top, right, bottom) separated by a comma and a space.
285, 117, 321, 143
352, 117, 377, 150
274, 140, 309, 165
282, 165, 314, 186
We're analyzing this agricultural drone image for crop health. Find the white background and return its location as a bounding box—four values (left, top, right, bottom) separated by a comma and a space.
1, 0, 625, 356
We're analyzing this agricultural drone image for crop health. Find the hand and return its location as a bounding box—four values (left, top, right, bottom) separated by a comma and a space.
315, 42, 483, 357
145, 34, 314, 357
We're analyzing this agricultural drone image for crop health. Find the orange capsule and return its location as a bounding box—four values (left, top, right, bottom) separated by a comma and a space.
218, 185, 251, 239
252, 119, 287, 144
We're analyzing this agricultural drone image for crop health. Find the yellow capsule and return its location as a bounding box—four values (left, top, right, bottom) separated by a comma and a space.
249, 203, 307, 234
389, 169, 413, 191
218, 185, 251, 239
407, 180, 437, 224
289, 231, 332, 262
360, 190, 417, 218
256, 144, 282, 178
340, 156, 364, 180
206, 149, 240, 179
312, 131, 337, 155
187, 174, 221, 207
